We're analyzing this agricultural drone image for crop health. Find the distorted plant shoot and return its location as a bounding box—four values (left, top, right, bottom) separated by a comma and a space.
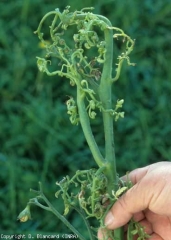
18, 6, 149, 240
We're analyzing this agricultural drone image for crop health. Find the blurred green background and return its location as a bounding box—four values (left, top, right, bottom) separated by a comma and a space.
1, 0, 171, 237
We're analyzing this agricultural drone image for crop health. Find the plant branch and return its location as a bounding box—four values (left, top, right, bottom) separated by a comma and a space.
98, 18, 117, 190
77, 85, 105, 168
30, 183, 86, 240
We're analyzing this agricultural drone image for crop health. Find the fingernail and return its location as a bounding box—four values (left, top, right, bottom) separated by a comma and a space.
105, 211, 115, 226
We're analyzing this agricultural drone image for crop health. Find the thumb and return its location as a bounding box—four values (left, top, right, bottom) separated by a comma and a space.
104, 183, 148, 229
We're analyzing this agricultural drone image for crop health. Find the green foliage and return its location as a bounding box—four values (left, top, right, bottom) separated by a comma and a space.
1, 0, 171, 237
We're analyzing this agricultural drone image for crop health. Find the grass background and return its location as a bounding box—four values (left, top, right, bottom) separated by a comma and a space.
0, 0, 171, 237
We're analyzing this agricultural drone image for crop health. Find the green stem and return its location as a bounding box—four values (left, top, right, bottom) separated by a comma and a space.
48, 203, 86, 240
34, 11, 57, 37
98, 19, 124, 240
114, 228, 125, 240
98, 21, 117, 191
32, 184, 86, 240
74, 206, 95, 240
77, 86, 105, 168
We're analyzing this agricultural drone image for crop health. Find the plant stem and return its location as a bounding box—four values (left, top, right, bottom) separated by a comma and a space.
98, 22, 117, 191
48, 203, 86, 240
31, 184, 86, 240
114, 228, 125, 240
74, 206, 95, 240
77, 85, 105, 168
98, 19, 124, 240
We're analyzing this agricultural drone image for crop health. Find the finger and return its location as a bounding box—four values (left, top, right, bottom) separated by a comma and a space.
133, 211, 145, 222
105, 162, 171, 230
97, 228, 112, 240
149, 233, 163, 240
138, 219, 153, 234
97, 228, 106, 240
104, 164, 157, 229
104, 183, 150, 229
121, 166, 149, 184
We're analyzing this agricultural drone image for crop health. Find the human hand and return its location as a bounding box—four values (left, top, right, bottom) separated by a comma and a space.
98, 161, 171, 240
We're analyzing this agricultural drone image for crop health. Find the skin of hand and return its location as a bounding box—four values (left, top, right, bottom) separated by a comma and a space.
98, 161, 171, 240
